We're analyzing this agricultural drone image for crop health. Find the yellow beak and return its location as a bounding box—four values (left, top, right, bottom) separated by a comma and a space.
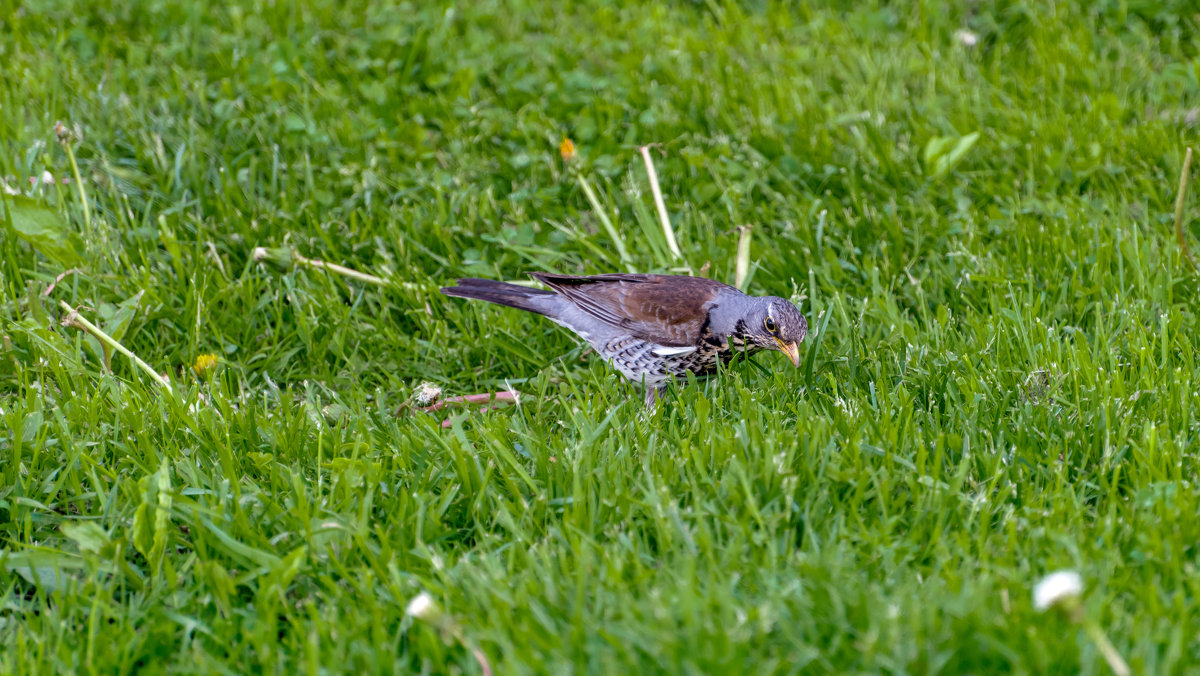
775, 338, 800, 368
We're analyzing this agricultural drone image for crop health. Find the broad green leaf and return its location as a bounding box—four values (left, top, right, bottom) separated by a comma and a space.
924, 131, 981, 179
1, 549, 88, 593
131, 502, 155, 561
21, 410, 43, 443
936, 132, 981, 177
103, 291, 145, 343
3, 195, 84, 266
61, 521, 112, 555
198, 560, 235, 616
923, 136, 954, 165
84, 291, 145, 369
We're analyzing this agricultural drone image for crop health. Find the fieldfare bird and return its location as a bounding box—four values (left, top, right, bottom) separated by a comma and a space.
441, 273, 808, 407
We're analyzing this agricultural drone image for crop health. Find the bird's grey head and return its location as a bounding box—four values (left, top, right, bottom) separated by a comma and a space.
741, 297, 808, 367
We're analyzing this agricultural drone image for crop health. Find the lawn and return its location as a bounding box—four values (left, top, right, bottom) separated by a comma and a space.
2, 0, 1200, 673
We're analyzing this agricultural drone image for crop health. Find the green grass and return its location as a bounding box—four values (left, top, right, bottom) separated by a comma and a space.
2, 0, 1200, 673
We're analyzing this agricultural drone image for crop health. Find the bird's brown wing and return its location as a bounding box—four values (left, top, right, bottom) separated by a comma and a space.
529, 273, 733, 347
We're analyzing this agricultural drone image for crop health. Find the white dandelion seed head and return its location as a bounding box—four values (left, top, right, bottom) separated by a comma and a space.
414, 382, 443, 407
405, 591, 442, 622
1033, 570, 1083, 611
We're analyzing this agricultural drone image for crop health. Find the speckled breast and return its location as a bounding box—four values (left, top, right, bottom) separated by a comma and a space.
598, 336, 761, 387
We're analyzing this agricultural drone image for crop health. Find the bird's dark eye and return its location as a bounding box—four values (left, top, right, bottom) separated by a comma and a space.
764, 317, 777, 334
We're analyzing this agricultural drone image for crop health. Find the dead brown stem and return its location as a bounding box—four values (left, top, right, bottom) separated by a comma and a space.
419, 390, 520, 413
43, 268, 81, 296
1175, 147, 1195, 272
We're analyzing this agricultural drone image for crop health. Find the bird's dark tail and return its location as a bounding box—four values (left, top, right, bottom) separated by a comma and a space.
440, 278, 557, 316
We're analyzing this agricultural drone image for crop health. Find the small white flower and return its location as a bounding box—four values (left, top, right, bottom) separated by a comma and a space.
955, 29, 979, 47
1033, 570, 1083, 611
772, 452, 789, 474
405, 591, 442, 622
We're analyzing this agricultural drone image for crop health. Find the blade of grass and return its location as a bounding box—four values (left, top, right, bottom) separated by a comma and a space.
576, 175, 634, 272
639, 145, 686, 268
735, 225, 752, 290
802, 299, 834, 386
57, 122, 93, 242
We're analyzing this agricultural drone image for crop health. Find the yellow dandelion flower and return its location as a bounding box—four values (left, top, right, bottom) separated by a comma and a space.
192, 353, 220, 377
559, 137, 576, 161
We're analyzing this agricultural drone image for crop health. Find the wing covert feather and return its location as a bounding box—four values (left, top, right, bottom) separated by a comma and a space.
529, 273, 734, 347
